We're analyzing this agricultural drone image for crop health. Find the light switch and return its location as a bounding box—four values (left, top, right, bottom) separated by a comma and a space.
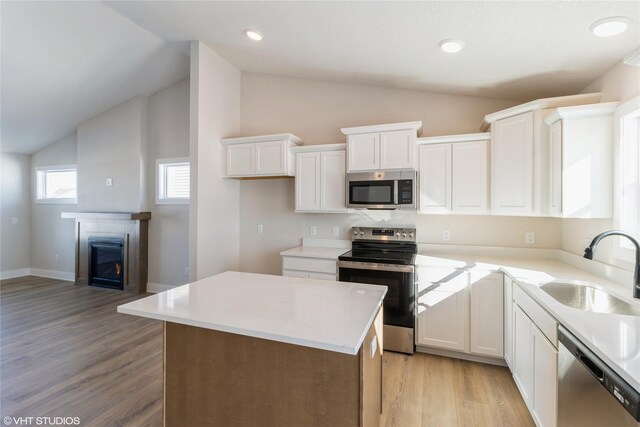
11, 217, 18, 225
310, 225, 317, 236
106, 178, 113, 186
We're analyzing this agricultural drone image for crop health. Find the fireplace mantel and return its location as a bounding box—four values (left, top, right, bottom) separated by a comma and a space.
62, 212, 150, 294
61, 212, 151, 221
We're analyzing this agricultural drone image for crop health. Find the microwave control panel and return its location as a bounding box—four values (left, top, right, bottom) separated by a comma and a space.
398, 180, 414, 204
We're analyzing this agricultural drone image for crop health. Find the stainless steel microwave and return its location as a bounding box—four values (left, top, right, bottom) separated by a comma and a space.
346, 170, 417, 210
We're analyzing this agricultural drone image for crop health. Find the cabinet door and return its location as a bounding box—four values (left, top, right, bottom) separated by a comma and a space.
295, 152, 321, 212
320, 150, 348, 212
419, 144, 451, 213
256, 141, 286, 175
452, 140, 489, 213
533, 326, 558, 427
470, 272, 504, 357
416, 267, 468, 351
347, 133, 379, 171
380, 130, 415, 170
226, 144, 255, 176
504, 275, 514, 370
513, 305, 534, 410
549, 121, 562, 217
491, 112, 534, 214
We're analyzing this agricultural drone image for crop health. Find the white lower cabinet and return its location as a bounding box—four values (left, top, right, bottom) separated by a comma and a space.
512, 283, 558, 427
281, 255, 337, 281
416, 267, 503, 359
504, 275, 514, 369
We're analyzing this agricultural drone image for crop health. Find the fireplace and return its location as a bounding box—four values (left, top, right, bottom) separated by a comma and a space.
88, 236, 125, 290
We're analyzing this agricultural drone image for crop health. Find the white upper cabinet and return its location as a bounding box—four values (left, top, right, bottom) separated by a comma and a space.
294, 144, 349, 213
222, 133, 302, 178
544, 102, 618, 218
341, 122, 422, 172
418, 133, 489, 214
482, 92, 602, 216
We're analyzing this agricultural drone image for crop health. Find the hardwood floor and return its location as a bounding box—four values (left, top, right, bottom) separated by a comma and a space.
1, 276, 534, 427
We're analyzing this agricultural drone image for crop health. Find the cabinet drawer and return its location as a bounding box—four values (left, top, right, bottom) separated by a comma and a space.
309, 272, 337, 281
282, 257, 337, 274
282, 269, 309, 279
514, 284, 558, 346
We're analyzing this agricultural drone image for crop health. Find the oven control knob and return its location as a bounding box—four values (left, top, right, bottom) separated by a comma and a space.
353, 229, 359, 236
402, 232, 407, 238
359, 230, 365, 236
409, 232, 414, 239
395, 232, 400, 237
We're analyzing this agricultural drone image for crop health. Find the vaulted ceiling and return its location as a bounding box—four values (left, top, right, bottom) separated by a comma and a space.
2, 1, 639, 154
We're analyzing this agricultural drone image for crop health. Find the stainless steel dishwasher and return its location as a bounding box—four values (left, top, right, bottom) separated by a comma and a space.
558, 325, 640, 426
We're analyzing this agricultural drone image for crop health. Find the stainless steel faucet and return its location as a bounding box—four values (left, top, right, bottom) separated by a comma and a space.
584, 230, 640, 299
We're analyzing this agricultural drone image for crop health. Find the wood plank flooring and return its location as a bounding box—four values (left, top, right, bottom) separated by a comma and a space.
1, 276, 534, 427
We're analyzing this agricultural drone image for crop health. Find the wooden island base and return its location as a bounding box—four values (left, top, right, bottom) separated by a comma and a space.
164, 308, 383, 427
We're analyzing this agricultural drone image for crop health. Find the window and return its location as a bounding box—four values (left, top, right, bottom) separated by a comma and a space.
35, 165, 77, 204
614, 96, 640, 263
156, 158, 190, 204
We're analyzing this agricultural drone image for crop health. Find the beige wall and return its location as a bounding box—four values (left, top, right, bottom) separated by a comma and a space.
30, 133, 77, 275
559, 61, 640, 270
189, 42, 241, 280
239, 73, 563, 275
1, 152, 31, 275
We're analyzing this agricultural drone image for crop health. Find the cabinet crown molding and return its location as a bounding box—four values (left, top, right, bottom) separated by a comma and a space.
418, 133, 490, 145
340, 121, 422, 136
480, 93, 602, 131
221, 133, 302, 145
543, 101, 620, 125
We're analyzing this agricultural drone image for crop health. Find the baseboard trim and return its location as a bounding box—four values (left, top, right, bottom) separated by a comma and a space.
0, 268, 31, 280
147, 282, 179, 293
29, 268, 75, 282
415, 345, 507, 367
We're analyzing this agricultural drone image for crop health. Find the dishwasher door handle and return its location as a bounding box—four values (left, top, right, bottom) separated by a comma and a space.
577, 349, 605, 382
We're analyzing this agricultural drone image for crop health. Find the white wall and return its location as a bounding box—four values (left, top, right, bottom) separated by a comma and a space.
239, 73, 563, 275
561, 61, 640, 269
189, 42, 241, 280
76, 96, 148, 212
1, 152, 31, 276
147, 78, 190, 287
30, 133, 77, 277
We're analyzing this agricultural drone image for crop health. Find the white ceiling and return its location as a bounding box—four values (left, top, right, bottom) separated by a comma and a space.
2, 1, 639, 154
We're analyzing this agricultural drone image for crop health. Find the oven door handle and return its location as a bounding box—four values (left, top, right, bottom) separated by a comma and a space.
338, 260, 414, 273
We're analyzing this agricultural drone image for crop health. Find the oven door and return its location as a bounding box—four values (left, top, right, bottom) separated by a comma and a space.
338, 260, 414, 328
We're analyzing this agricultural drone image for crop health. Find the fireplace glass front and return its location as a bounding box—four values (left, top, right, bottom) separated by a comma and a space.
88, 236, 125, 290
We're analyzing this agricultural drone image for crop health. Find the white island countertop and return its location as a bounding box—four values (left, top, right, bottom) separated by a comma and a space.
117, 271, 386, 355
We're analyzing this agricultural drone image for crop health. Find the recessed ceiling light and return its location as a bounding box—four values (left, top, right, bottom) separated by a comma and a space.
590, 17, 631, 37
245, 30, 263, 41
439, 39, 465, 53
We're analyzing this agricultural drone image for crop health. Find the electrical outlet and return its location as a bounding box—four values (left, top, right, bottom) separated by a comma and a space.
257, 224, 263, 234
310, 225, 317, 236
526, 232, 536, 245
184, 267, 190, 277
11, 217, 18, 225
106, 178, 113, 186
55, 254, 59, 262
442, 230, 450, 241
332, 226, 339, 237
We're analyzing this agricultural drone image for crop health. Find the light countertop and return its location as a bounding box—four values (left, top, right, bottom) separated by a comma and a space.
117, 271, 386, 355
280, 245, 349, 259
417, 252, 640, 391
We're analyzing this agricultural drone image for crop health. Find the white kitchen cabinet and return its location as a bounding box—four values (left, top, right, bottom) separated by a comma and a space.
416, 267, 469, 351
512, 282, 559, 427
416, 266, 504, 360
513, 305, 534, 409
469, 272, 503, 357
341, 122, 422, 172
281, 243, 349, 281
482, 92, 602, 216
294, 145, 349, 213
222, 133, 302, 178
503, 275, 514, 370
491, 111, 535, 215
545, 102, 618, 218
418, 133, 489, 214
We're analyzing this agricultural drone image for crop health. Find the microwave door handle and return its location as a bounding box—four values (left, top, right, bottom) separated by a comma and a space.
394, 180, 398, 205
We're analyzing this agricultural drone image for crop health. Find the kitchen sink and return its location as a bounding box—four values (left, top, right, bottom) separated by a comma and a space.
540, 282, 640, 316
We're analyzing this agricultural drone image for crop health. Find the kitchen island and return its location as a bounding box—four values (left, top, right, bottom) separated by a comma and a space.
117, 271, 386, 427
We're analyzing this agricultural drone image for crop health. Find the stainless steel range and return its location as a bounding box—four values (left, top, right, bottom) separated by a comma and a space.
338, 226, 416, 354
